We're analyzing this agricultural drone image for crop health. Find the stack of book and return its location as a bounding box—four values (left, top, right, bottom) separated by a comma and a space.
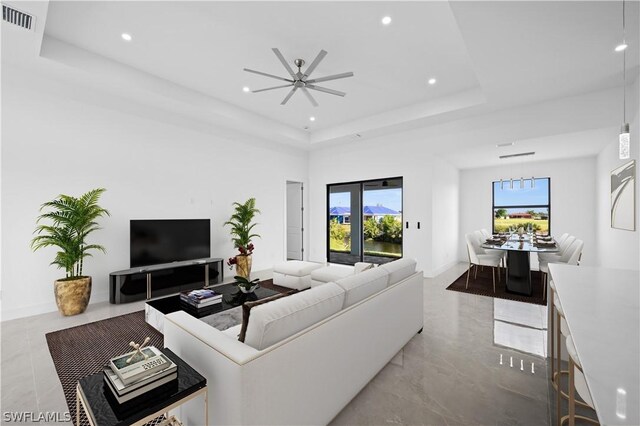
103, 346, 177, 405
180, 288, 222, 312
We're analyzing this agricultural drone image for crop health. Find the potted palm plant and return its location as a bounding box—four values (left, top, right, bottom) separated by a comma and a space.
224, 198, 260, 279
31, 188, 110, 316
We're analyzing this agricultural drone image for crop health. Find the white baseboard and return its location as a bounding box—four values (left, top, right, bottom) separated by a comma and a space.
1, 290, 110, 322
426, 260, 463, 278
1, 300, 58, 321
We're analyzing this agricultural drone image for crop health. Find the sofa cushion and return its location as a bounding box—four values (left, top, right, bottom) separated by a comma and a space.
381, 258, 417, 286
243, 282, 345, 350
334, 267, 389, 308
223, 324, 242, 338
238, 290, 296, 343
273, 260, 323, 277
310, 264, 354, 283
353, 262, 374, 274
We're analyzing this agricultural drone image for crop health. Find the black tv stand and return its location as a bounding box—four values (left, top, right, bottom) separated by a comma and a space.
109, 258, 224, 304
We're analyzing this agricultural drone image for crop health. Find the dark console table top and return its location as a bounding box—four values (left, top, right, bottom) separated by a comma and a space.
77, 348, 206, 426
110, 258, 224, 276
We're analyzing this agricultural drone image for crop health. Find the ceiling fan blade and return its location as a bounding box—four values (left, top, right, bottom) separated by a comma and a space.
252, 84, 293, 93
243, 68, 293, 83
306, 72, 354, 84
301, 87, 319, 107
272, 48, 297, 79
307, 84, 346, 97
281, 87, 298, 105
302, 49, 327, 81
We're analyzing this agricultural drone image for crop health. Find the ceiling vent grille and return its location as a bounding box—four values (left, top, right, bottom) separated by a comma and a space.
2, 4, 34, 30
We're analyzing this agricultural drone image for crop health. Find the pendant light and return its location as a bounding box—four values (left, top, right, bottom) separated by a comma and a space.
619, 0, 630, 160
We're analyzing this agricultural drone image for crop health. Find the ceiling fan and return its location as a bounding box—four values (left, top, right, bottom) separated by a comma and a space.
244, 48, 354, 107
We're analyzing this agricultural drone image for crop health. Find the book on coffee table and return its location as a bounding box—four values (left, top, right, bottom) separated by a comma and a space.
180, 289, 223, 307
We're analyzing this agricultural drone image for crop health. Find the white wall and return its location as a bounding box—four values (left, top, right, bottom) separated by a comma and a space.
1, 64, 308, 320
595, 79, 640, 270
307, 133, 460, 277
431, 158, 460, 276
458, 156, 597, 265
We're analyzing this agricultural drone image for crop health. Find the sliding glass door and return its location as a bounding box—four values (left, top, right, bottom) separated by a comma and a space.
327, 177, 403, 265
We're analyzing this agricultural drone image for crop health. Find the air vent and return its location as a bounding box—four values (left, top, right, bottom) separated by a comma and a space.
499, 151, 535, 159
2, 4, 34, 30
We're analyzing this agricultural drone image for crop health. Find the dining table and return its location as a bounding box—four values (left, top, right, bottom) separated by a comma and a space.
481, 233, 559, 296
549, 263, 639, 425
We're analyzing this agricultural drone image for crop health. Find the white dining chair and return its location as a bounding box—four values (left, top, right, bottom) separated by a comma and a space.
540, 239, 583, 298
475, 230, 505, 266
539, 234, 574, 263
465, 234, 502, 292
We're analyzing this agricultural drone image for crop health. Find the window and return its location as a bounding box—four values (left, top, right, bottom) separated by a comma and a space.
327, 177, 403, 265
492, 178, 550, 235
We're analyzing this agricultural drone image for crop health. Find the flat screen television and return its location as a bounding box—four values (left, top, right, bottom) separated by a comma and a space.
130, 219, 210, 267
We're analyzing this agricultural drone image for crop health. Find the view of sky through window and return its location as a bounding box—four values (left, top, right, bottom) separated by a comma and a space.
493, 178, 549, 206
329, 188, 402, 212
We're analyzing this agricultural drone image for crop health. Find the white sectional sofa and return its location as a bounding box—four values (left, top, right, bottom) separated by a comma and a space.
164, 257, 423, 425
309, 262, 375, 287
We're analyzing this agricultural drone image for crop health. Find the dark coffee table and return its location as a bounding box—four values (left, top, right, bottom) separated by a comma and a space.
145, 282, 281, 333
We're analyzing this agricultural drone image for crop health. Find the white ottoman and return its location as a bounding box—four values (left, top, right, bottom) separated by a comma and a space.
273, 260, 324, 290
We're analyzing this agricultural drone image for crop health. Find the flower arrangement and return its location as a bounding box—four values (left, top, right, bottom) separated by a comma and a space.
227, 243, 255, 270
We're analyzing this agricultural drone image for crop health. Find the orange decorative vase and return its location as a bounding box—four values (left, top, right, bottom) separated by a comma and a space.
235, 255, 252, 279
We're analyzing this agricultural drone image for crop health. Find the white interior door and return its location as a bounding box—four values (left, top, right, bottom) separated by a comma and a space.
287, 182, 303, 260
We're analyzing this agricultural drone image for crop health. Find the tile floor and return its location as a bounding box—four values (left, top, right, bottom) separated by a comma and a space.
1, 263, 554, 425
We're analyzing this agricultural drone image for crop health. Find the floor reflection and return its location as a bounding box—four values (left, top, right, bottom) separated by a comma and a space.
494, 298, 548, 357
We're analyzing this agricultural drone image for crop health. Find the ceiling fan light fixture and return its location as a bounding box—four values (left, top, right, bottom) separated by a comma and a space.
244, 49, 353, 106
242, 86, 250, 93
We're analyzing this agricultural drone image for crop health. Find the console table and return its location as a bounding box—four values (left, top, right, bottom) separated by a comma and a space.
109, 258, 224, 304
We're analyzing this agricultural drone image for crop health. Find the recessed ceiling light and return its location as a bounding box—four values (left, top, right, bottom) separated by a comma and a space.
309, 116, 316, 122
121, 33, 132, 41
242, 86, 250, 93
428, 78, 437, 85
381, 16, 392, 25
615, 43, 628, 52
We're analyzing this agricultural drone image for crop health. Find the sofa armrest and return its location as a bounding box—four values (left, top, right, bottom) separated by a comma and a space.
165, 311, 259, 365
